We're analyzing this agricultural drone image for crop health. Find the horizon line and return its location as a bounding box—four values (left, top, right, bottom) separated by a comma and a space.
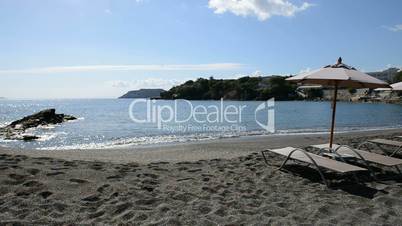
0, 63, 244, 75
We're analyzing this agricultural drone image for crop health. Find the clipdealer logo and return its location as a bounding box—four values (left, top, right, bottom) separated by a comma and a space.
128, 98, 275, 132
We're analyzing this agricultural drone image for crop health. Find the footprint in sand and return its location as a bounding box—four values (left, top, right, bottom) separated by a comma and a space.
150, 167, 169, 172
133, 213, 148, 221
23, 180, 43, 187
142, 173, 159, 179
52, 202, 68, 212
157, 203, 171, 213
106, 174, 123, 180
172, 192, 195, 203
70, 178, 89, 184
135, 198, 159, 206
39, 191, 53, 199
81, 194, 100, 202
114, 202, 133, 215
15, 190, 31, 197
88, 210, 105, 219
187, 168, 202, 173
107, 192, 119, 200
63, 162, 78, 167
140, 179, 159, 193
4, 174, 27, 185
97, 184, 112, 193
89, 164, 104, 170
212, 207, 226, 217
202, 177, 210, 182
202, 186, 217, 194
8, 173, 28, 181
51, 167, 70, 170
26, 168, 40, 175
141, 186, 155, 192
197, 205, 212, 215
46, 171, 65, 176
177, 177, 193, 182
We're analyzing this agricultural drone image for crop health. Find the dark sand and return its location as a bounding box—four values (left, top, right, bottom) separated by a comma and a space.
0, 129, 402, 225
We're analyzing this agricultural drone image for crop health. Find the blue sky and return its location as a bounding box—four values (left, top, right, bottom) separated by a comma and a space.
0, 0, 401, 98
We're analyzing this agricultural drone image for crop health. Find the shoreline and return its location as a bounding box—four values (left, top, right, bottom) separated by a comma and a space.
1, 128, 401, 164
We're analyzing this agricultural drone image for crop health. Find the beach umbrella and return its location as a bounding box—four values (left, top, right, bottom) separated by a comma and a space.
390, 82, 402, 91
286, 57, 390, 148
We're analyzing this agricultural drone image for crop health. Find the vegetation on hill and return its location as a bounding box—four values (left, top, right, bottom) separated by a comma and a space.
160, 76, 298, 100
394, 70, 402, 83
159, 67, 401, 101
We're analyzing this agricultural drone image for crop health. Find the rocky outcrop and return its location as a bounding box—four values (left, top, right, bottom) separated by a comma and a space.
0, 109, 77, 141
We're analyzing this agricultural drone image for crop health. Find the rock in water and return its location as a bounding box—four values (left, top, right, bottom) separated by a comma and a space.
21, 134, 40, 141
0, 109, 77, 141
6, 109, 76, 130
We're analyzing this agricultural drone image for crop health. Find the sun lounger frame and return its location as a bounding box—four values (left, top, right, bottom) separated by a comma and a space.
312, 144, 402, 176
261, 148, 362, 187
358, 139, 402, 157
317, 145, 384, 179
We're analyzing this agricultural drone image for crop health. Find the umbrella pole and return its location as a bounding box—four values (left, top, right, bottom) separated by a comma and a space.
329, 83, 338, 148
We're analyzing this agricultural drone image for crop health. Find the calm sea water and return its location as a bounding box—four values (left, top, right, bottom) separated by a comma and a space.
0, 99, 401, 150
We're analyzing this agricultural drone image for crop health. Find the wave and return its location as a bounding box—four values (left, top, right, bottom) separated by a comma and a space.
36, 125, 402, 150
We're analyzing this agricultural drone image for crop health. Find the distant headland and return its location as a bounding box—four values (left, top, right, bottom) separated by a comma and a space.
119, 89, 166, 99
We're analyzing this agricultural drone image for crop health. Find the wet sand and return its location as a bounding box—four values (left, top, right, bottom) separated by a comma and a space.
0, 129, 402, 225
1, 129, 402, 164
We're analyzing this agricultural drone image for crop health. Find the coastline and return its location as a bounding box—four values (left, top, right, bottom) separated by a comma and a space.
1, 128, 401, 164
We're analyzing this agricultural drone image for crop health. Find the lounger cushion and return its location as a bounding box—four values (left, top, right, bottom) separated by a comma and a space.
311, 144, 402, 167
369, 139, 402, 147
267, 147, 367, 173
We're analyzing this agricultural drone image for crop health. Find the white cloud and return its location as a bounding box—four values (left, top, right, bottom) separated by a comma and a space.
106, 78, 185, 90
384, 24, 402, 32
231, 70, 269, 78
208, 0, 313, 21
299, 67, 311, 74
379, 64, 401, 71
0, 63, 243, 75
251, 70, 263, 77
108, 80, 131, 88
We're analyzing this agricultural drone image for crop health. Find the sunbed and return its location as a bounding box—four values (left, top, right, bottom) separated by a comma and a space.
310, 144, 402, 175
360, 139, 402, 157
261, 147, 368, 187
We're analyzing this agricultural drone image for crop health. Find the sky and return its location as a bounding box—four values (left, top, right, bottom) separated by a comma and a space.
0, 0, 401, 99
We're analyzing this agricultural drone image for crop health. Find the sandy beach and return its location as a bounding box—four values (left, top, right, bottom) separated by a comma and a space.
1, 129, 402, 225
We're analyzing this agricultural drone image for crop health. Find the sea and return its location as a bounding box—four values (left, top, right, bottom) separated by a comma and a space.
0, 99, 401, 150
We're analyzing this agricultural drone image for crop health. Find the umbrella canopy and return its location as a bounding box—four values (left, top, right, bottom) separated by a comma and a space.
287, 58, 389, 89
286, 57, 390, 148
391, 82, 402, 91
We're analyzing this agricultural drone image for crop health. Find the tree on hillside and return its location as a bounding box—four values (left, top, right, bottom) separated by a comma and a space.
394, 71, 402, 83
160, 75, 297, 100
